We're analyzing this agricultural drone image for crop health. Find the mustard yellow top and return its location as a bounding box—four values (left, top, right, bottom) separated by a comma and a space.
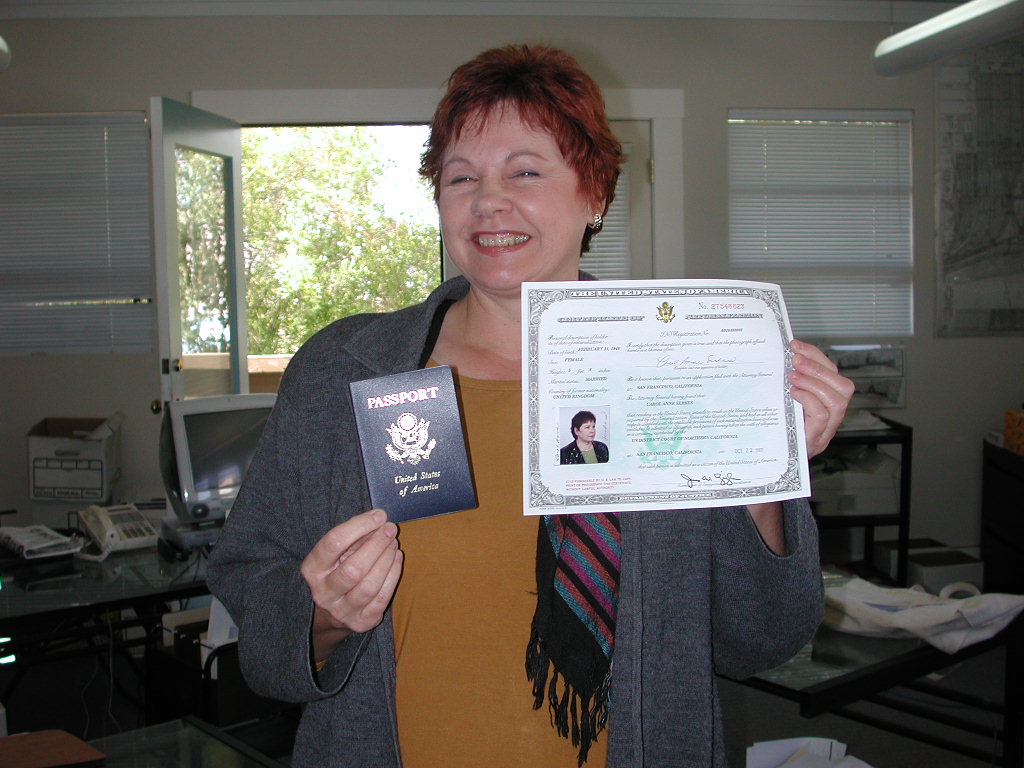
392, 373, 607, 767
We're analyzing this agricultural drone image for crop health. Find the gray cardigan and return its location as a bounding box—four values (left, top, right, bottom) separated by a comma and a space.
207, 276, 823, 767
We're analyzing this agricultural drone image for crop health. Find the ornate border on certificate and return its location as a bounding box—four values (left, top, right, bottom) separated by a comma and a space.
523, 280, 808, 514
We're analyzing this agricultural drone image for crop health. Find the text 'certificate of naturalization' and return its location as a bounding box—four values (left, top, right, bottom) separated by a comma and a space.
522, 280, 809, 515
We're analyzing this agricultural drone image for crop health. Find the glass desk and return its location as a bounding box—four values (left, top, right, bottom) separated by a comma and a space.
742, 617, 1022, 767
1, 545, 206, 624
90, 716, 283, 768
0, 546, 208, 697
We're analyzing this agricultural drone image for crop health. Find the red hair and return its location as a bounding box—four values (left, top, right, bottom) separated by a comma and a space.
421, 44, 622, 253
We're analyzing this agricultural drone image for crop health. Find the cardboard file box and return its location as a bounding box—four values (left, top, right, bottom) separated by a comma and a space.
27, 413, 124, 503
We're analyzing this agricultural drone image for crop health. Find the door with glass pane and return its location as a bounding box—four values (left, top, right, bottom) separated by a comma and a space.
151, 97, 246, 403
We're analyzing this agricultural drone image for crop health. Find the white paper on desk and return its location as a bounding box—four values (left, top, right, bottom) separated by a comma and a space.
522, 280, 809, 515
200, 597, 239, 680
746, 737, 846, 768
778, 757, 875, 768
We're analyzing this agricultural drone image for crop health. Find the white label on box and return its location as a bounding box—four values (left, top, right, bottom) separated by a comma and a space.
32, 457, 104, 497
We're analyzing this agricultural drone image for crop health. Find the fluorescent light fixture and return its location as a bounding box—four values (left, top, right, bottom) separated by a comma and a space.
874, 0, 1024, 76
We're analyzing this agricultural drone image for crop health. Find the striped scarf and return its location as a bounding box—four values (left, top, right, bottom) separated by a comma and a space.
526, 513, 622, 766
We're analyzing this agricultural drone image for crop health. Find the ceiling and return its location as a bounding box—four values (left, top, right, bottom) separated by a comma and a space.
0, 0, 964, 23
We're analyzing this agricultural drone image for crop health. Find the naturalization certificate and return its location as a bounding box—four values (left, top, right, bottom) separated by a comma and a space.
522, 279, 809, 515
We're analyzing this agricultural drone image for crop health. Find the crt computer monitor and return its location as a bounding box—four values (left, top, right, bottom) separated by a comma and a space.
161, 393, 276, 525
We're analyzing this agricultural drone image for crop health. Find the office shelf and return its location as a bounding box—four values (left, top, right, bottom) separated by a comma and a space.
812, 416, 912, 585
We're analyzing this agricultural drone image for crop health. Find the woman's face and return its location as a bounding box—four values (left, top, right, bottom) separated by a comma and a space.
437, 106, 596, 301
575, 420, 597, 442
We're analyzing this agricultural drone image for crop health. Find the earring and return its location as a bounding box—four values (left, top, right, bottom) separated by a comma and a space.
589, 213, 603, 230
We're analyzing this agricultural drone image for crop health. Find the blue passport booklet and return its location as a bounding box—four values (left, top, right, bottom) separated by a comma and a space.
349, 365, 477, 523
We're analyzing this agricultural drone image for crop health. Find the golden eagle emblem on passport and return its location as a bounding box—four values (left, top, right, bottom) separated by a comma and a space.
385, 412, 436, 465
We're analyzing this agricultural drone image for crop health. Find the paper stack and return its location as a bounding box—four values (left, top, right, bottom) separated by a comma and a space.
747, 737, 875, 768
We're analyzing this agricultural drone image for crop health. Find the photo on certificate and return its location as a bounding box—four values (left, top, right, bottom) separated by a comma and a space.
522, 279, 810, 515
556, 405, 611, 466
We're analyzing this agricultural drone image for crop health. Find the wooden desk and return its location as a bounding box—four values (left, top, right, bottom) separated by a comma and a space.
0, 729, 105, 768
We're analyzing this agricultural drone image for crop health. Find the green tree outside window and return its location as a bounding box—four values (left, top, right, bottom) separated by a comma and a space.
241, 125, 441, 355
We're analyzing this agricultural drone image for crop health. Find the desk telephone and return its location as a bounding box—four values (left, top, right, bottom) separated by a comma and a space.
78, 503, 158, 561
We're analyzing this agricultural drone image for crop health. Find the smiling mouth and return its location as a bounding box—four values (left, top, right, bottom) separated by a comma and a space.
475, 233, 530, 247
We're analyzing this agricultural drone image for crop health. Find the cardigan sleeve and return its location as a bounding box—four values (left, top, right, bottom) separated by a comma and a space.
206, 337, 378, 704
709, 498, 824, 679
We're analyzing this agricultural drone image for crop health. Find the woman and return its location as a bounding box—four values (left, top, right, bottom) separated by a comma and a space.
208, 44, 853, 768
560, 410, 609, 464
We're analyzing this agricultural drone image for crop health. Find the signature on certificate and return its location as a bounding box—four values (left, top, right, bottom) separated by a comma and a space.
655, 354, 738, 370
680, 472, 745, 488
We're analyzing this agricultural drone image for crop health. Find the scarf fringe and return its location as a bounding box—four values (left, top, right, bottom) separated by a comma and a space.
526, 629, 610, 767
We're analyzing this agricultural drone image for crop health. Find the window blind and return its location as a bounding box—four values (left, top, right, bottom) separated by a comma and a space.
581, 143, 632, 280
728, 110, 913, 338
0, 113, 153, 355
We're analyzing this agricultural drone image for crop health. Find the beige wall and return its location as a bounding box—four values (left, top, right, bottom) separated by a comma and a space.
1, 16, 1021, 549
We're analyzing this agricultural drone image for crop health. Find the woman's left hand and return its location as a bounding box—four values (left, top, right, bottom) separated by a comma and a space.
789, 339, 855, 458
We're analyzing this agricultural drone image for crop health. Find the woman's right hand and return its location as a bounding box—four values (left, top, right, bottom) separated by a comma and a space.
301, 509, 403, 663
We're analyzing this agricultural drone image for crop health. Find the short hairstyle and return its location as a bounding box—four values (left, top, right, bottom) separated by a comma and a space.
421, 44, 622, 253
571, 410, 597, 437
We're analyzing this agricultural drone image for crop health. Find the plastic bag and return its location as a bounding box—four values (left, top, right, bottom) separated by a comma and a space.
824, 578, 1024, 653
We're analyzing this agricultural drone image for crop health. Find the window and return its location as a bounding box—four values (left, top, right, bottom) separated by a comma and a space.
0, 113, 153, 355
160, 110, 653, 398
728, 109, 913, 338
174, 88, 678, 393
241, 124, 443, 357
192, 87, 680, 277
238, 125, 645, 393
240, 124, 640, 374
